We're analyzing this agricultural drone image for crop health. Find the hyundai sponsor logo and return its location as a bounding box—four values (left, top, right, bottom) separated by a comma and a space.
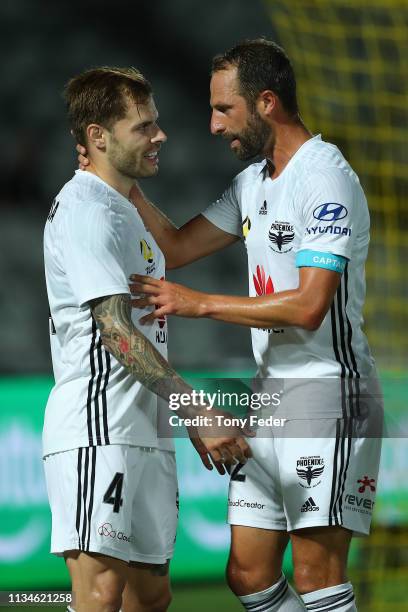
313, 203, 348, 222
305, 226, 351, 237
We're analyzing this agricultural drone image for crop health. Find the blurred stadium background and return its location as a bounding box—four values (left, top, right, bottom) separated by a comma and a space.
0, 0, 407, 610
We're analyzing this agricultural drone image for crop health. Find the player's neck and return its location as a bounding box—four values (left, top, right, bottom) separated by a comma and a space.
85, 161, 133, 200
266, 120, 313, 180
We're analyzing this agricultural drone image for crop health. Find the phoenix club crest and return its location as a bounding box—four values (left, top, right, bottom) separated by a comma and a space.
296, 465, 325, 486
268, 220, 295, 253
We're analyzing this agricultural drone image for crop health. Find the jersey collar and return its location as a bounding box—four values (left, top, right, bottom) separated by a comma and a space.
259, 134, 322, 181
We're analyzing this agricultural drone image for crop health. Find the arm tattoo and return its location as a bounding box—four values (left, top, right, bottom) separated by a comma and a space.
89, 294, 191, 402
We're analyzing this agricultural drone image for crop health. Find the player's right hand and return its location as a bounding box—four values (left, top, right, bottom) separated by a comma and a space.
187, 429, 226, 475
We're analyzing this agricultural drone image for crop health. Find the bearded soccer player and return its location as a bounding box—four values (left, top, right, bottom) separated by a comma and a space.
43, 67, 251, 612
77, 40, 383, 612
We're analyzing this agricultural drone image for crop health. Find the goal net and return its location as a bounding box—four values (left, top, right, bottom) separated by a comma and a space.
265, 0, 408, 369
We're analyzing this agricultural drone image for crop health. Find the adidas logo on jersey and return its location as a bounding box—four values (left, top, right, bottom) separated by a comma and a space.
301, 497, 319, 512
259, 200, 268, 215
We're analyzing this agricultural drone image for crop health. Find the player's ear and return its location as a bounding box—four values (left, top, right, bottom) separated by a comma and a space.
257, 90, 276, 118
86, 124, 106, 150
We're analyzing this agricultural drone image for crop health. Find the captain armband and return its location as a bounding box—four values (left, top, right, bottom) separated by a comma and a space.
295, 249, 347, 273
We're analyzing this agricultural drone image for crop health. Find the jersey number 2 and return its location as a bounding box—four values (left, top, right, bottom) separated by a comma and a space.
230, 462, 246, 482
103, 472, 124, 513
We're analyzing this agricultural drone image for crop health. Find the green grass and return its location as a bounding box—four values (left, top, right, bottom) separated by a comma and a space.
170, 584, 241, 611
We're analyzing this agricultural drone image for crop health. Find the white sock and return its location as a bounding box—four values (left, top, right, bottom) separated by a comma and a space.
301, 582, 356, 611
239, 574, 305, 611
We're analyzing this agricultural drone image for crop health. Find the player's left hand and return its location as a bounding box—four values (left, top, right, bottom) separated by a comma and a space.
129, 274, 205, 322
76, 142, 90, 170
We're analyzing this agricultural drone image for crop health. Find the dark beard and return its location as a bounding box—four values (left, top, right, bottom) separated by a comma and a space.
233, 113, 272, 161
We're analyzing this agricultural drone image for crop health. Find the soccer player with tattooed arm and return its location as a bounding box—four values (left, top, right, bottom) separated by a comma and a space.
79, 39, 383, 612
43, 66, 252, 612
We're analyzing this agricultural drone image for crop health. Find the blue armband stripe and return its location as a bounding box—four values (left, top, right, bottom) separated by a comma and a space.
296, 250, 347, 273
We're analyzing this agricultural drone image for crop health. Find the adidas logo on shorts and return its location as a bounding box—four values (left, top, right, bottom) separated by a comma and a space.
301, 497, 319, 512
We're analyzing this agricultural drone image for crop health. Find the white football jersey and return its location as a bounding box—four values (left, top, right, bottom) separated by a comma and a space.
43, 170, 173, 457
203, 135, 376, 387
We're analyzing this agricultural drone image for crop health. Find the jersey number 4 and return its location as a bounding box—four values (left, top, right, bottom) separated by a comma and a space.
103, 472, 124, 513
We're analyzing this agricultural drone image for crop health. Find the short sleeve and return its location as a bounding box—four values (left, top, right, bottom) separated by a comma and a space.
62, 202, 130, 307
201, 181, 242, 237
296, 168, 363, 269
